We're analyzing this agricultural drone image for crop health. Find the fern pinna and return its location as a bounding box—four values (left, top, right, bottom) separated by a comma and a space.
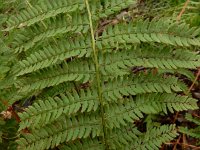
0, 0, 200, 150
179, 113, 200, 141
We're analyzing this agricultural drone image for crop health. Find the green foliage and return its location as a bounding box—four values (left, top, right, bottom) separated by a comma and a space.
0, 117, 18, 150
179, 113, 200, 139
0, 0, 200, 150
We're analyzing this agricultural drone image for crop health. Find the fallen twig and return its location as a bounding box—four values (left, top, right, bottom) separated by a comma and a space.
177, 0, 190, 21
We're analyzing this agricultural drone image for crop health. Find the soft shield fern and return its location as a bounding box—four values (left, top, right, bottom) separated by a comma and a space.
1, 0, 200, 150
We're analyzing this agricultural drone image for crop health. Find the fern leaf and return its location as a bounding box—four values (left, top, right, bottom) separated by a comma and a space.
18, 61, 95, 92
185, 113, 200, 126
98, 19, 200, 47
105, 93, 197, 129
107, 125, 141, 149
102, 74, 185, 102
5, 0, 85, 31
37, 82, 75, 99
59, 138, 104, 150
6, 0, 136, 32
138, 93, 198, 114
12, 13, 90, 53
2, 1, 200, 149
179, 114, 200, 139
179, 126, 200, 139
102, 48, 200, 72
17, 114, 101, 150
158, 69, 195, 81
18, 89, 99, 130
129, 125, 178, 150
60, 124, 141, 150
97, 0, 136, 18
17, 37, 92, 75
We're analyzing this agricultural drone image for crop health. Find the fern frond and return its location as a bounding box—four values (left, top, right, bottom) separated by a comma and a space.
97, 0, 136, 18
5, 0, 86, 31
104, 92, 197, 129
179, 126, 200, 139
59, 125, 140, 150
102, 74, 185, 102
107, 125, 141, 149
179, 114, 200, 139
158, 68, 195, 81
185, 113, 200, 126
6, 0, 136, 32
18, 89, 99, 130
37, 82, 75, 99
139, 93, 198, 114
101, 48, 200, 73
13, 13, 90, 53
129, 125, 178, 150
17, 114, 101, 150
97, 19, 200, 47
18, 61, 95, 92
17, 37, 92, 75
2, 1, 199, 149
59, 138, 104, 150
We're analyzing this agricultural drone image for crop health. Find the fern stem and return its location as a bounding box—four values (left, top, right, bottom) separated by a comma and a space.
85, 0, 107, 149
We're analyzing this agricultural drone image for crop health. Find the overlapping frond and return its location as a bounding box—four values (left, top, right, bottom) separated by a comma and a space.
37, 82, 75, 99
101, 48, 200, 74
144, 92, 197, 114
17, 37, 92, 75
17, 114, 101, 150
179, 114, 200, 139
59, 138, 104, 150
108, 125, 141, 149
18, 89, 99, 130
97, 19, 200, 47
185, 113, 200, 125
5, 0, 86, 31
18, 61, 95, 92
102, 74, 185, 102
105, 93, 197, 129
129, 125, 178, 150
97, 0, 136, 18
6, 0, 136, 31
179, 126, 200, 139
59, 125, 140, 150
13, 13, 90, 53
